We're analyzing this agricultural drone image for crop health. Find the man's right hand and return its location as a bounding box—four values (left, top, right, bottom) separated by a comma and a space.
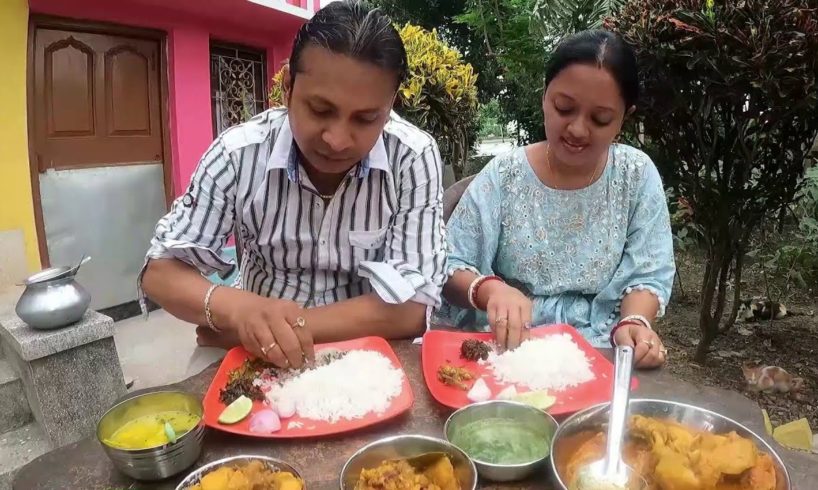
477, 281, 534, 352
221, 293, 315, 369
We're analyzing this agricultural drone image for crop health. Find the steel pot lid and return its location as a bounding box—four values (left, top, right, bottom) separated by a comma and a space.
23, 266, 74, 286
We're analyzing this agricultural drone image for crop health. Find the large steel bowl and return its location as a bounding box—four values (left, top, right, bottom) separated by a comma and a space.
97, 391, 205, 481
175, 455, 305, 490
444, 400, 559, 482
550, 398, 792, 490
340, 434, 478, 489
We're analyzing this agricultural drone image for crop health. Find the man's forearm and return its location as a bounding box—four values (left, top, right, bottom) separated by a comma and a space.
142, 258, 252, 330
303, 293, 427, 342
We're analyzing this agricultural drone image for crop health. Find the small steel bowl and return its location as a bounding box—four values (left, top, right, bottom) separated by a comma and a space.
96, 391, 205, 481
340, 434, 478, 489
444, 400, 559, 482
550, 398, 792, 490
175, 455, 305, 490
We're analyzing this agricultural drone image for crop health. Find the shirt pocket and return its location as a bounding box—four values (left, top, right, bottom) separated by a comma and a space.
348, 227, 388, 250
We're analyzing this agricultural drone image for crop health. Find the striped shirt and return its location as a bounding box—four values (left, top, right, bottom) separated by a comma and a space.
141, 108, 446, 315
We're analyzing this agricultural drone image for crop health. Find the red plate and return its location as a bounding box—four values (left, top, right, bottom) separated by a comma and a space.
421, 324, 638, 415
203, 336, 414, 438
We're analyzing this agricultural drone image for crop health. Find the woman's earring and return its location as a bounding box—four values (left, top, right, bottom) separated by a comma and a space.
614, 134, 622, 145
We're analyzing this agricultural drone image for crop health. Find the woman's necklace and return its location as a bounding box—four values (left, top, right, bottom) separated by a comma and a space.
544, 142, 604, 190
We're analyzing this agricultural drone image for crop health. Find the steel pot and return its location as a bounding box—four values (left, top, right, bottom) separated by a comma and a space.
15, 262, 91, 330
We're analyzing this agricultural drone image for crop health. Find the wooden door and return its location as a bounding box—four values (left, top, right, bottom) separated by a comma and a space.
30, 24, 170, 310
32, 28, 163, 170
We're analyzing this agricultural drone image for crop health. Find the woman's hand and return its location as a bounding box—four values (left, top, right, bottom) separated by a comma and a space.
612, 323, 666, 369
477, 281, 533, 351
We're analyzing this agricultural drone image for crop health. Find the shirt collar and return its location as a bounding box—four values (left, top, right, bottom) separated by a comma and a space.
267, 114, 391, 182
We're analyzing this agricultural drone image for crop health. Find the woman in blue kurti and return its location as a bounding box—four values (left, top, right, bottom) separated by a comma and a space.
438, 30, 675, 368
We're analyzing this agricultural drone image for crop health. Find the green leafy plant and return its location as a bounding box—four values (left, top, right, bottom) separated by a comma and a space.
607, 0, 818, 362
754, 165, 818, 303
395, 24, 480, 179
458, 0, 624, 143
477, 99, 507, 139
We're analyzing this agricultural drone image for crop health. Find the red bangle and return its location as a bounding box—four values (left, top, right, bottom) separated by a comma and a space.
469, 275, 504, 311
610, 320, 642, 347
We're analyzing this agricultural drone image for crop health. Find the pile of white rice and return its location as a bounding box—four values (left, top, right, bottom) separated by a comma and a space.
484, 334, 594, 391
263, 350, 404, 423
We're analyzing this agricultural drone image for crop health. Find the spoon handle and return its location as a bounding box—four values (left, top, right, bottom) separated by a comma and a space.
605, 345, 634, 476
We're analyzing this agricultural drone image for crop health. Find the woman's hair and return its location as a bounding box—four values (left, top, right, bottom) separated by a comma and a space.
545, 30, 639, 108
288, 0, 408, 89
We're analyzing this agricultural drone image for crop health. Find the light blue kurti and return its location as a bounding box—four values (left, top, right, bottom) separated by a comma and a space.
436, 144, 676, 347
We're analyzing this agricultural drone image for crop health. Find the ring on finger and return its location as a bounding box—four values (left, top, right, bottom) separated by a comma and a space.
292, 317, 306, 330
641, 339, 655, 348
523, 322, 532, 330
495, 317, 508, 325
261, 342, 277, 356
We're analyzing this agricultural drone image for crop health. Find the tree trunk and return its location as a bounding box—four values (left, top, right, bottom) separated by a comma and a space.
696, 236, 736, 363
721, 248, 744, 334
696, 249, 719, 363
694, 327, 717, 363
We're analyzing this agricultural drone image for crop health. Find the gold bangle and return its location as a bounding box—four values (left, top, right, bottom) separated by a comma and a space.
204, 284, 221, 333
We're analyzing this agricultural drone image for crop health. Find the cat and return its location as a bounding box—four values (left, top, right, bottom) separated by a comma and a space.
741, 362, 805, 396
735, 299, 795, 322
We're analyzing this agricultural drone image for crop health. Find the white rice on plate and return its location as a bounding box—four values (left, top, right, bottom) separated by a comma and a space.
483, 333, 595, 391
263, 349, 404, 423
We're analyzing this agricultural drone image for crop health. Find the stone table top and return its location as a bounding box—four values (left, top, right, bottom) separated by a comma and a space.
13, 341, 818, 489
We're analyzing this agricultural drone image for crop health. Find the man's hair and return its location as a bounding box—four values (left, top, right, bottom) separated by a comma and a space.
288, 0, 408, 88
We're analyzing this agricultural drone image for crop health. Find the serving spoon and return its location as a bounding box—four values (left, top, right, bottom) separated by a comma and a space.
573, 345, 647, 490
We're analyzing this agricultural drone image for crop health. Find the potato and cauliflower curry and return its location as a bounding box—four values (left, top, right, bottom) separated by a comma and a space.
187, 460, 302, 490
560, 415, 777, 490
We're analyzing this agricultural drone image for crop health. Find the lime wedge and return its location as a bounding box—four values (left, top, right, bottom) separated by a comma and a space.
762, 409, 773, 436
218, 395, 253, 424
513, 390, 556, 411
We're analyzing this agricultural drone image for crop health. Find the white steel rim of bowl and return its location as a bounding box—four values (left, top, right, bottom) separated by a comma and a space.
175, 455, 304, 490
444, 400, 558, 469
549, 398, 792, 490
339, 435, 478, 490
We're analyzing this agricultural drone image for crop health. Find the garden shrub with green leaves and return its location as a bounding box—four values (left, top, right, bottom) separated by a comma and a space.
607, 0, 818, 361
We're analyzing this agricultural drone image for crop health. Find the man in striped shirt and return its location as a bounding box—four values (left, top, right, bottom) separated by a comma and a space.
141, 1, 446, 369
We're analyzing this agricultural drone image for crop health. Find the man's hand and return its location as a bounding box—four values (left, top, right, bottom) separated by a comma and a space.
220, 293, 315, 368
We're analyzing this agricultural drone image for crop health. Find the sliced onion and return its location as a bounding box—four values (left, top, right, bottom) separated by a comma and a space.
248, 409, 281, 434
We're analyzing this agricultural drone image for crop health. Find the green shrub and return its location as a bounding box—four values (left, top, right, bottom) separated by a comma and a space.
607, 0, 818, 361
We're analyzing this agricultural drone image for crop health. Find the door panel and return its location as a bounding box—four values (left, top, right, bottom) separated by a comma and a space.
34, 28, 162, 171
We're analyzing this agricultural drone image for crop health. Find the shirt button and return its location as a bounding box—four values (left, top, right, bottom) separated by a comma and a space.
320, 240, 326, 245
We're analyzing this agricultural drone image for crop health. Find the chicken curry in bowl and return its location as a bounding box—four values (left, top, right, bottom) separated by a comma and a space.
557, 415, 777, 490
551, 399, 790, 490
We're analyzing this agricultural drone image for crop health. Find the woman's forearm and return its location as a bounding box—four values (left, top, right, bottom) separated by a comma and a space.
442, 270, 480, 308
619, 289, 660, 324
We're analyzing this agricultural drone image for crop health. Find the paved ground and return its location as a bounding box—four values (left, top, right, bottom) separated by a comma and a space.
114, 309, 225, 390
1, 283, 222, 391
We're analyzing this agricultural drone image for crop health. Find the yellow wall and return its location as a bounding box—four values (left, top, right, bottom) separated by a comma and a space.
0, 0, 41, 275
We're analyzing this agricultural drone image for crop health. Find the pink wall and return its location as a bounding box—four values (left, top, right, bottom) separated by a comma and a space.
30, 0, 306, 196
